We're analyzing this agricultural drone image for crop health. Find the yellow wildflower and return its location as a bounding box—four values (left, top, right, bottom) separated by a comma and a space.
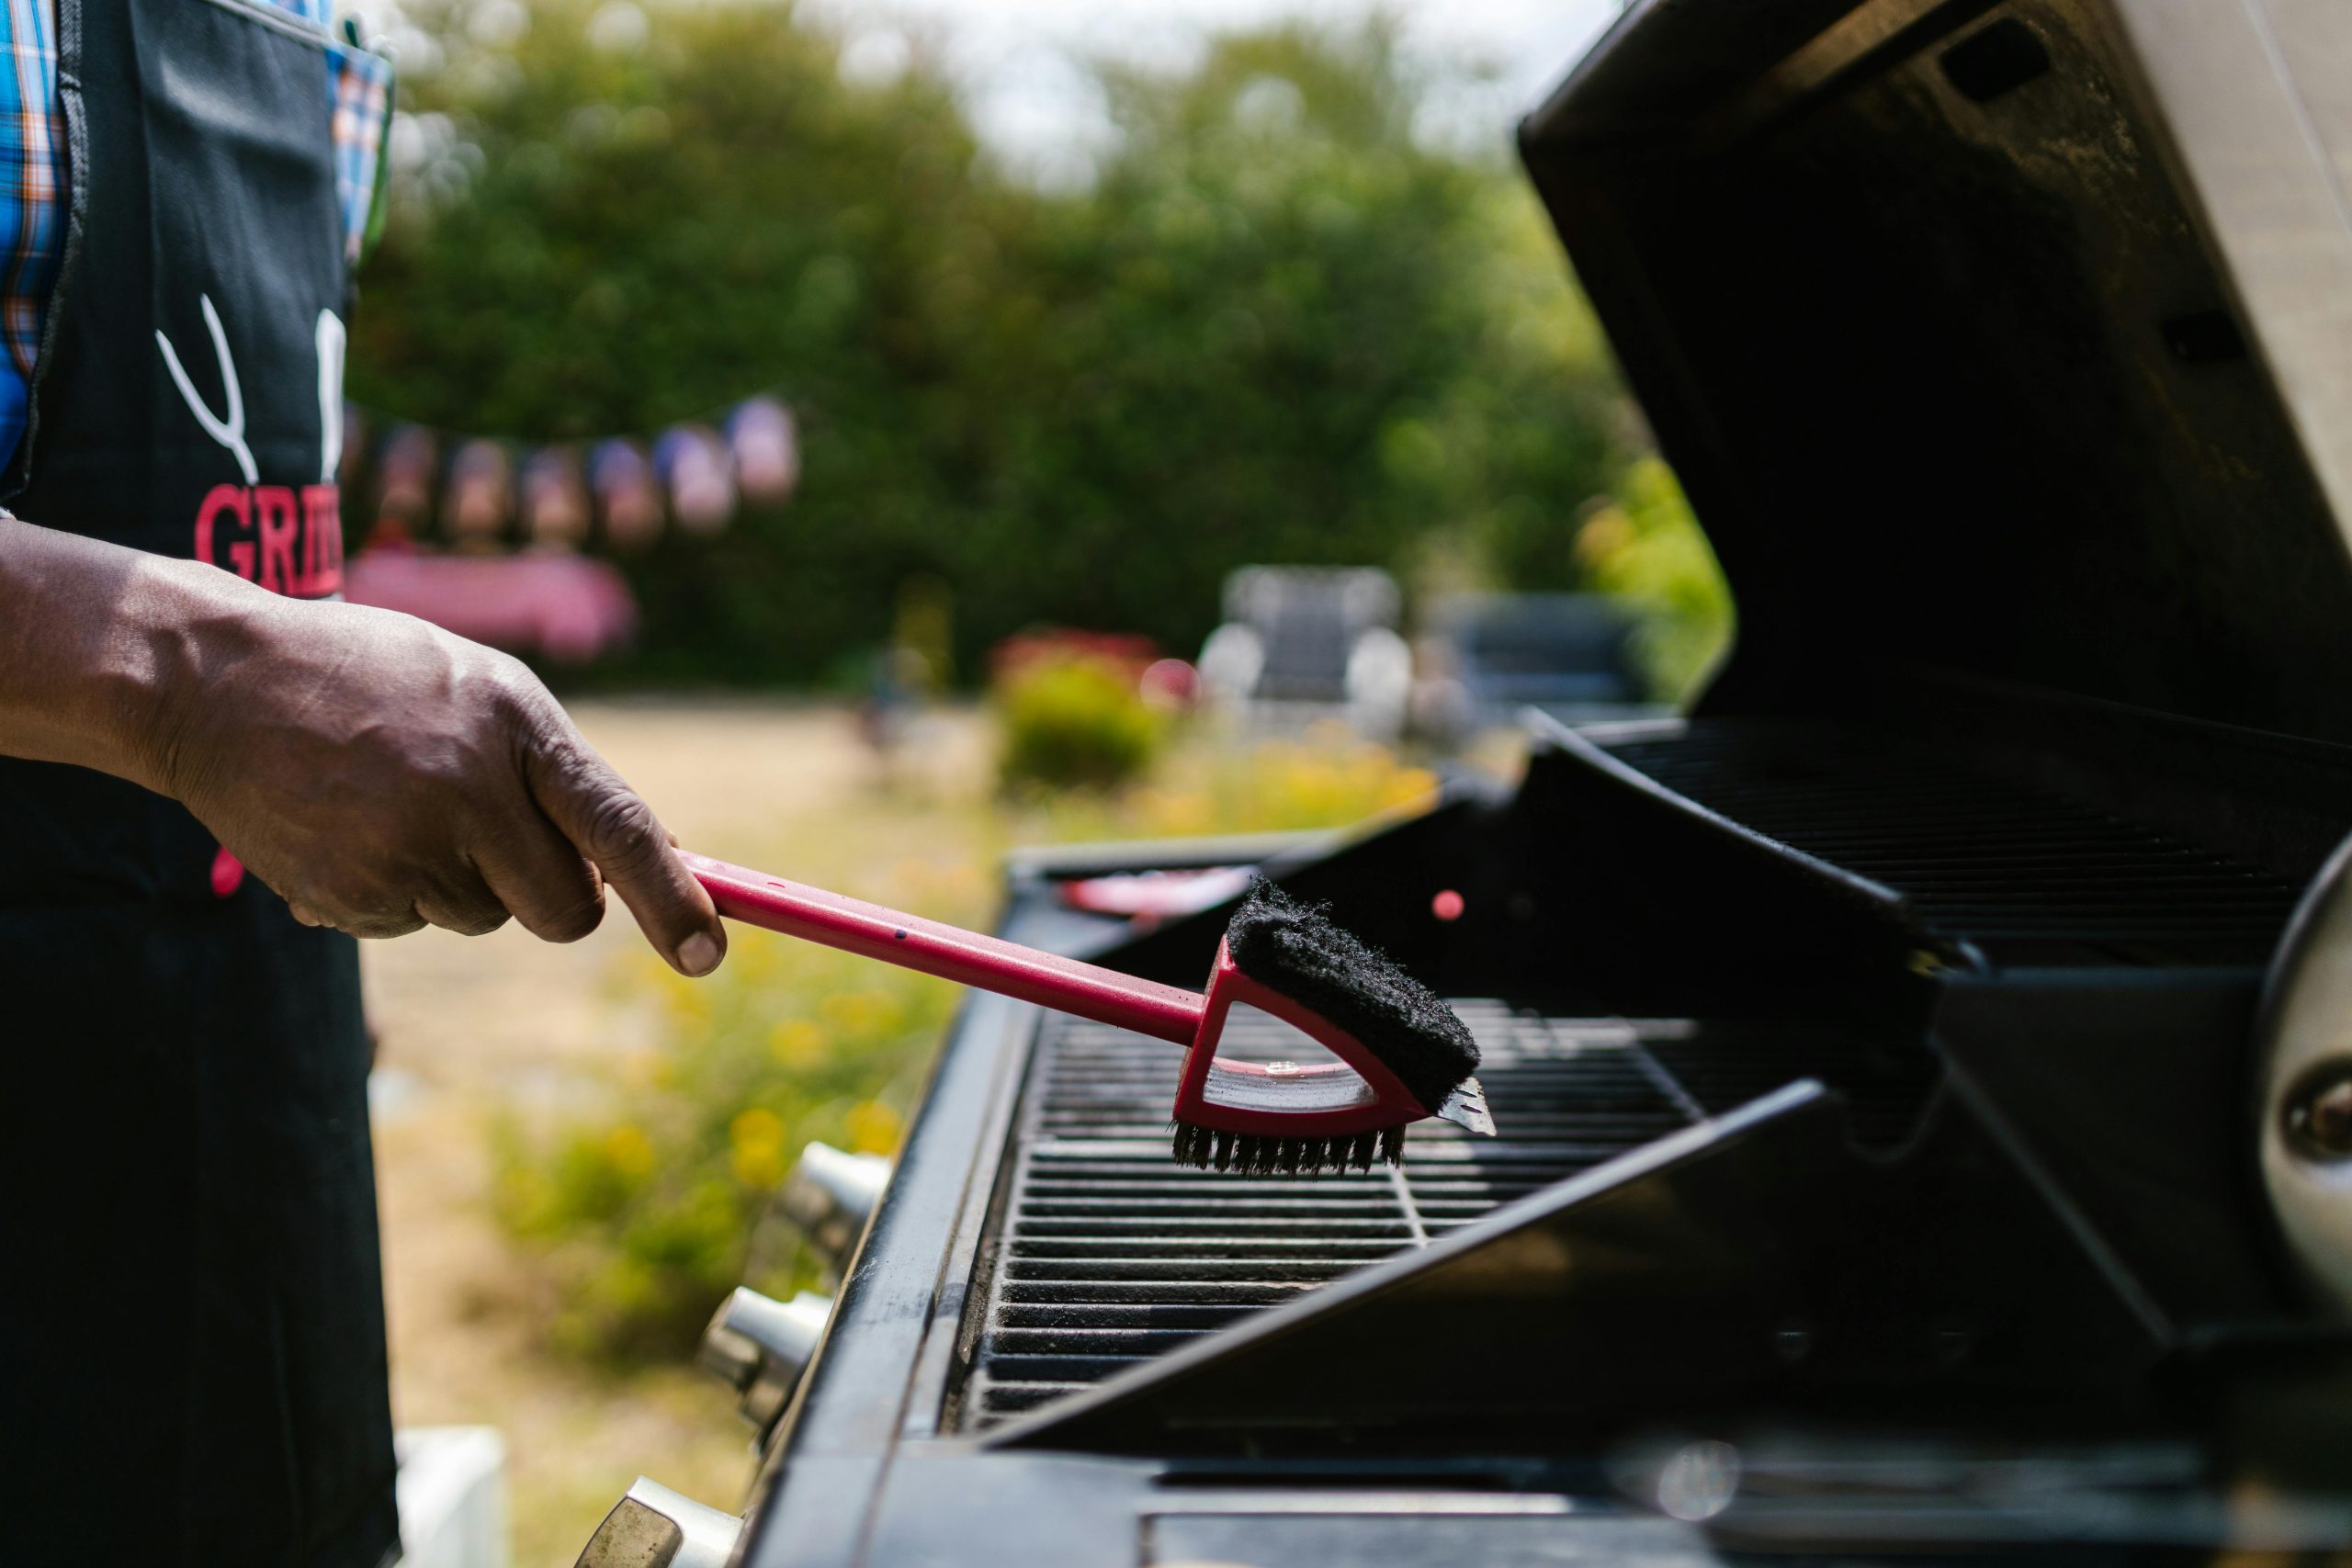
769, 1018, 828, 1070
730, 1107, 784, 1150
730, 1141, 786, 1190
845, 1100, 903, 1154
602, 1123, 655, 1179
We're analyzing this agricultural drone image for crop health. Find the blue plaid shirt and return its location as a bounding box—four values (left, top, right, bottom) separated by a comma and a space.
0, 0, 390, 467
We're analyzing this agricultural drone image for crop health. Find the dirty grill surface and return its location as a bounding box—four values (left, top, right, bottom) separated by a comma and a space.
952, 1002, 1930, 1430
1598, 724, 2304, 964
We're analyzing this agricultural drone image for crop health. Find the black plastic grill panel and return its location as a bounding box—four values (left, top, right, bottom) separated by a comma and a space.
953, 1003, 1932, 1429
1600, 724, 2304, 964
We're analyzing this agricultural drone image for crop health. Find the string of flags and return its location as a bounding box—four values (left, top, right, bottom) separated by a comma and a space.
345, 392, 801, 555
336, 393, 802, 663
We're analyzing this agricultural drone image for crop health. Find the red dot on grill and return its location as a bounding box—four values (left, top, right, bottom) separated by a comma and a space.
1431, 888, 1464, 921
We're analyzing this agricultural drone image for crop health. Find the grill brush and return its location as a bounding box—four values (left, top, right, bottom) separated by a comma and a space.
684, 856, 1493, 1173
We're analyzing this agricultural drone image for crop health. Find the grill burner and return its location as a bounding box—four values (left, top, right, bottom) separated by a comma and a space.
1591, 724, 2305, 965
955, 1000, 1934, 1430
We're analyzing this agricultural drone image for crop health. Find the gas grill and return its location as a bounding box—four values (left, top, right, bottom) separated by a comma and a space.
573, 2, 2352, 1562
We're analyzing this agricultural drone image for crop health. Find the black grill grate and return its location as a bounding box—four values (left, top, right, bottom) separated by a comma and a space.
952, 1003, 1931, 1429
1600, 725, 2304, 964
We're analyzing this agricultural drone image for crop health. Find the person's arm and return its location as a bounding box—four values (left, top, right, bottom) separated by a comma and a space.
0, 516, 726, 974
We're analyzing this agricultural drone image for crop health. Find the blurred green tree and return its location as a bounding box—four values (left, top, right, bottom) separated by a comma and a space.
351, 1, 1655, 683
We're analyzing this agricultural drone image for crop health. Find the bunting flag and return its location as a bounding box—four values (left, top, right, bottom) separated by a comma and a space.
520, 446, 589, 549
345, 392, 801, 558
337, 393, 803, 665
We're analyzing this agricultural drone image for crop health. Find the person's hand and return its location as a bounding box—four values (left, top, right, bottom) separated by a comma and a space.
144, 589, 727, 975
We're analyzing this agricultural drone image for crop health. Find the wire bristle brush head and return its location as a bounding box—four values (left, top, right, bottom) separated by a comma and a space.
1168, 880, 1491, 1176
1170, 1122, 1407, 1175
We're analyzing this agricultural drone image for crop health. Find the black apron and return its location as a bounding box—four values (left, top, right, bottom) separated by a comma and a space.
0, 0, 397, 1563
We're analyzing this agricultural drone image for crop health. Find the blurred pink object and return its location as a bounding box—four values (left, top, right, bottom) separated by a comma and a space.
1059, 866, 1253, 923
209, 845, 246, 899
345, 549, 639, 663
655, 424, 735, 536
1139, 657, 1200, 710
590, 439, 662, 552
521, 446, 590, 550
727, 397, 799, 505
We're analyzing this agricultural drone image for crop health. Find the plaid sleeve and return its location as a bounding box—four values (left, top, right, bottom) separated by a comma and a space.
0, 0, 62, 472
325, 27, 391, 265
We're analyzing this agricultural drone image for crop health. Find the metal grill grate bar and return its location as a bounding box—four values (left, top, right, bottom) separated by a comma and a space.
953, 1004, 1933, 1429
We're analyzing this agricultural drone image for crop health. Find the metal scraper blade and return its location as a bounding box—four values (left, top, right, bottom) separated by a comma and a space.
1432, 1076, 1495, 1136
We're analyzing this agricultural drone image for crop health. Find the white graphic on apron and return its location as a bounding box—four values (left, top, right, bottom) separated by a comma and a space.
160, 296, 348, 598
315, 310, 345, 483
155, 294, 258, 485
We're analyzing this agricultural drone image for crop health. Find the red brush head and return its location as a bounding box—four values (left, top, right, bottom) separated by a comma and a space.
1170, 940, 1492, 1174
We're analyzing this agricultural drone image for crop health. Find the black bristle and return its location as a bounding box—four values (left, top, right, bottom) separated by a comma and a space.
1172, 1119, 1408, 1175
1224, 880, 1480, 1115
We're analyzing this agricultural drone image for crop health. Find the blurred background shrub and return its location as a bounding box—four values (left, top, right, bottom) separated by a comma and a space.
354, 0, 1662, 688
995, 653, 1165, 791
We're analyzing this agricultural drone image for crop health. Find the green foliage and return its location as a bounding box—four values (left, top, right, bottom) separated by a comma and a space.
1574, 457, 1736, 703
996, 656, 1163, 791
496, 924, 953, 1360
351, 2, 1644, 683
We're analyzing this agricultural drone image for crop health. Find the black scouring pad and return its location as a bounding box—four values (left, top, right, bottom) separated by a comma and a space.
1223, 879, 1480, 1113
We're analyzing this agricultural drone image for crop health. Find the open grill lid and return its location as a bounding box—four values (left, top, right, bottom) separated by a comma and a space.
1522, 0, 2352, 749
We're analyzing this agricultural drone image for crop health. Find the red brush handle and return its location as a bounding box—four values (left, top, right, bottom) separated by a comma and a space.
684, 852, 1205, 1046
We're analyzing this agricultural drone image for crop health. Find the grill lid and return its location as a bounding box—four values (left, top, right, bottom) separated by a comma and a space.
1524, 0, 2352, 747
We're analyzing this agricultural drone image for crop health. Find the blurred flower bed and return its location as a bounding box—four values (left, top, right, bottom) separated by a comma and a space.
493, 721, 1443, 1362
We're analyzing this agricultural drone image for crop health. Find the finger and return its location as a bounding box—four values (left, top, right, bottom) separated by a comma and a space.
282, 883, 424, 937
397, 852, 511, 938
336, 906, 430, 940
526, 740, 725, 976
471, 814, 607, 944
413, 897, 512, 939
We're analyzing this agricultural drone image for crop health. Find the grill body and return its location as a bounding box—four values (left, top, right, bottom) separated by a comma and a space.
736, 720, 2346, 1566
716, 0, 2352, 1559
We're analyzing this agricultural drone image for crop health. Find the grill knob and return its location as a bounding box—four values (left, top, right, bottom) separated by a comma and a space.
698, 1286, 833, 1430
778, 1142, 891, 1264
2258, 833, 2352, 1312
573, 1477, 741, 1568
